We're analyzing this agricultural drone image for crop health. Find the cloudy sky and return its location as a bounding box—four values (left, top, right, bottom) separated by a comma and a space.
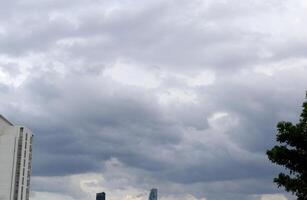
1, 0, 307, 200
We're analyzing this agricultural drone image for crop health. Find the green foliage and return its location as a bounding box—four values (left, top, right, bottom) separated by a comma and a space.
267, 92, 307, 200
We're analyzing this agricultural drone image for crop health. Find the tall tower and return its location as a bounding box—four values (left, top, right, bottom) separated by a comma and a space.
148, 188, 158, 200
0, 115, 33, 200
96, 192, 106, 200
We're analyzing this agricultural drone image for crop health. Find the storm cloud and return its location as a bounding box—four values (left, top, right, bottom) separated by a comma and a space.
0, 0, 307, 200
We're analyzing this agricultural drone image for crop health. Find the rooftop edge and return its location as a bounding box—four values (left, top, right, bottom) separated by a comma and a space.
0, 114, 14, 126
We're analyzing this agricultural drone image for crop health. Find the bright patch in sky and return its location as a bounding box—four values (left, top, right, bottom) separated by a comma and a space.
31, 192, 75, 200
186, 70, 216, 87
260, 194, 288, 200
103, 60, 161, 89
158, 89, 198, 104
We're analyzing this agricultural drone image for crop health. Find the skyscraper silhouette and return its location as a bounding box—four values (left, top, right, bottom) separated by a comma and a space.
148, 188, 158, 200
96, 192, 105, 200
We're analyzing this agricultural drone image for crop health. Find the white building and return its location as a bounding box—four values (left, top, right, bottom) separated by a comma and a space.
0, 115, 33, 200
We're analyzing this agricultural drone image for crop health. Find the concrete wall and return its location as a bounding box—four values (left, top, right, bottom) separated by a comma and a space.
0, 126, 18, 200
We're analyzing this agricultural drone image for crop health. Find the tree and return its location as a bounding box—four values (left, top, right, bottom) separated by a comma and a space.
267, 93, 307, 200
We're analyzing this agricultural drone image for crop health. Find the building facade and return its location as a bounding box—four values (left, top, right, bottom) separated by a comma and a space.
0, 115, 33, 200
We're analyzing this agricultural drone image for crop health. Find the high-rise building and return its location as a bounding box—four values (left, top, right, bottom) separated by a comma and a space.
0, 115, 33, 200
148, 188, 158, 200
96, 192, 106, 200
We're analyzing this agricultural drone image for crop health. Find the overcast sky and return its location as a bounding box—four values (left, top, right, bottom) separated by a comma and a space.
1, 0, 307, 200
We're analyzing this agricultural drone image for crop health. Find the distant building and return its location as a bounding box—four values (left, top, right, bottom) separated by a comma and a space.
0, 115, 33, 200
96, 192, 106, 200
148, 188, 158, 200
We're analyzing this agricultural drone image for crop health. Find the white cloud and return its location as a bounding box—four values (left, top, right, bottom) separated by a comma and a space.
30, 192, 74, 200
160, 194, 207, 200
186, 70, 216, 87
253, 58, 307, 76
158, 88, 198, 104
103, 60, 162, 89
260, 194, 288, 200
